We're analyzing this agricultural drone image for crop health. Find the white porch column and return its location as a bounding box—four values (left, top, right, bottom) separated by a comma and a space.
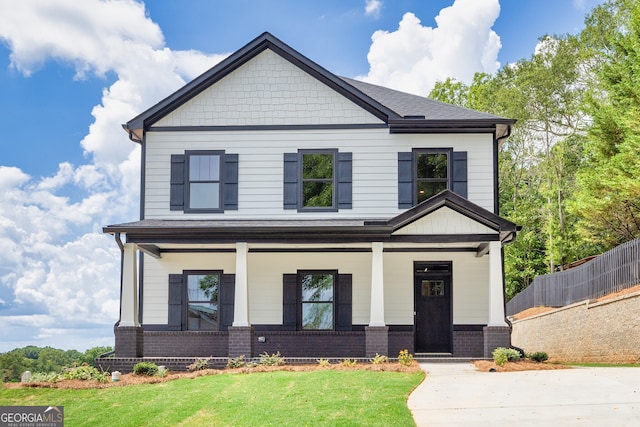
488, 240, 508, 326
119, 243, 139, 327
369, 242, 386, 327
233, 242, 250, 327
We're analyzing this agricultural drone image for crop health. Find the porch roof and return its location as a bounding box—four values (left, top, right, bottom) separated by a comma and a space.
103, 191, 519, 248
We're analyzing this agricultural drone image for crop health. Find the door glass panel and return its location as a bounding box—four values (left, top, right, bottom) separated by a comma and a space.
421, 279, 445, 297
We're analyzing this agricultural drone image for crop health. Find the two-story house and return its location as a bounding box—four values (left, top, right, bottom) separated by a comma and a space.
102, 32, 518, 367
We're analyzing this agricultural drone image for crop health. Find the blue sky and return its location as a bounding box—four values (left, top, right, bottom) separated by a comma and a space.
0, 0, 604, 352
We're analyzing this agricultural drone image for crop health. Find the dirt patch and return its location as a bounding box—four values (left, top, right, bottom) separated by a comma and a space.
511, 283, 640, 321
595, 283, 640, 302
510, 306, 556, 320
473, 360, 570, 372
3, 362, 421, 390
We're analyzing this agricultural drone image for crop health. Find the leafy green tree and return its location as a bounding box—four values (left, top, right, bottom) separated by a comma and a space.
572, 0, 640, 247
0, 350, 31, 382
80, 346, 113, 366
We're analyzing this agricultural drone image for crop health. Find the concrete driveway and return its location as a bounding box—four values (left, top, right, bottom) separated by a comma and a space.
408, 363, 640, 426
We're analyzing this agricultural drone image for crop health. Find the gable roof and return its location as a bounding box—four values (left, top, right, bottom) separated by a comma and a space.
377, 189, 520, 241
123, 32, 514, 142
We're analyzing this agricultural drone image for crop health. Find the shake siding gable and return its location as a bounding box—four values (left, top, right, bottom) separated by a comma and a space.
153, 49, 382, 127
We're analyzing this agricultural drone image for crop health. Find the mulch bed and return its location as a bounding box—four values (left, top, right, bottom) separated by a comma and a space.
473, 360, 570, 372
3, 362, 422, 390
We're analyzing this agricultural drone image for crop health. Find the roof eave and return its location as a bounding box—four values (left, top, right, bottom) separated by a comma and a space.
388, 118, 514, 136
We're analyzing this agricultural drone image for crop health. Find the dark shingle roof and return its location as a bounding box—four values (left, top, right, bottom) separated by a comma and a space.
341, 77, 505, 121
124, 32, 513, 140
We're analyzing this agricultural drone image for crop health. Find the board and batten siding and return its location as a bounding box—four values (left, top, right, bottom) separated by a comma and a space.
153, 49, 383, 128
142, 249, 490, 326
144, 130, 495, 219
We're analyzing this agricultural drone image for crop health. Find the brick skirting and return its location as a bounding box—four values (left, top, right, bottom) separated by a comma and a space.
111, 325, 495, 360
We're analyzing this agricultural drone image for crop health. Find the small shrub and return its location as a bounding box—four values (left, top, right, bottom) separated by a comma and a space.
133, 362, 158, 376
342, 358, 357, 367
527, 351, 549, 363
226, 355, 247, 369
62, 365, 109, 383
370, 353, 388, 365
492, 347, 521, 367
187, 358, 210, 372
398, 350, 414, 367
317, 358, 331, 367
259, 351, 285, 366
30, 372, 62, 383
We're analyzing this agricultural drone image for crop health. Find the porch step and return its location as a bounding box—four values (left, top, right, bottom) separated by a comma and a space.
414, 353, 452, 358
413, 353, 489, 363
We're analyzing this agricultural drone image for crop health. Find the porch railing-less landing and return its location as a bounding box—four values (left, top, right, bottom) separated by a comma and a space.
506, 238, 640, 316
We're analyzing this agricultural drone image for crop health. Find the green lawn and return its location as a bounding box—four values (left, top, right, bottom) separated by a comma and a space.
0, 369, 424, 426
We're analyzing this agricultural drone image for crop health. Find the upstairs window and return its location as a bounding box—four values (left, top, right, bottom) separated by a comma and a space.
283, 149, 352, 211
398, 149, 466, 208
301, 151, 335, 209
416, 150, 449, 203
170, 150, 238, 213
187, 152, 221, 210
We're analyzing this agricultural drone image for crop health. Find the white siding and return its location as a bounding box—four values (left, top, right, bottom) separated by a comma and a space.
142, 249, 489, 326
384, 251, 489, 325
144, 130, 495, 218
154, 49, 382, 127
142, 252, 236, 324
393, 206, 496, 235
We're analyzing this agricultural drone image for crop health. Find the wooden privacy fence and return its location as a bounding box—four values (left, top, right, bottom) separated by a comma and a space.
506, 238, 640, 316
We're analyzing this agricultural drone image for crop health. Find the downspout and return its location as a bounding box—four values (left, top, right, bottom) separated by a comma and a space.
114, 233, 124, 327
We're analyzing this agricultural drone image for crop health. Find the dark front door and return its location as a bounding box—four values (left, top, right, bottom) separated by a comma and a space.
414, 262, 452, 353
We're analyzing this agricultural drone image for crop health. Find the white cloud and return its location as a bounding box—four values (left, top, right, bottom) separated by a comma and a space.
0, 0, 227, 352
365, 0, 382, 18
357, 0, 502, 96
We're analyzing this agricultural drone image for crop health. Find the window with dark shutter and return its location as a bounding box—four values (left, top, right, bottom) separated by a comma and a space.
168, 274, 184, 330
169, 151, 238, 213
398, 149, 468, 207
283, 150, 352, 211
168, 271, 234, 331
282, 271, 352, 331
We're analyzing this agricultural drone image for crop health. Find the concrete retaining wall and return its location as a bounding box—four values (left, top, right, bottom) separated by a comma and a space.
511, 292, 640, 363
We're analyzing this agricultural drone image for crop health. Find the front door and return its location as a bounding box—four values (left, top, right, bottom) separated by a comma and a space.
414, 262, 452, 353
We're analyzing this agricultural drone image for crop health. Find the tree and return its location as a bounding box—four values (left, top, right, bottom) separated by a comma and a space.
572, 0, 640, 247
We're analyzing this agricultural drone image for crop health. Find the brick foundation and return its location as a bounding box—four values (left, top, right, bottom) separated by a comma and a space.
365, 326, 389, 357
388, 331, 414, 356
114, 326, 143, 357
252, 331, 365, 357
143, 331, 228, 357
483, 326, 511, 358
228, 326, 253, 358
453, 330, 484, 357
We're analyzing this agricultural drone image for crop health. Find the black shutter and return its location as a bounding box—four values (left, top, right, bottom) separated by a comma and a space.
398, 152, 413, 208
168, 274, 184, 330
283, 153, 298, 209
336, 274, 352, 331
170, 155, 185, 211
282, 274, 298, 330
337, 152, 352, 209
452, 151, 468, 198
219, 274, 235, 331
223, 153, 239, 210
